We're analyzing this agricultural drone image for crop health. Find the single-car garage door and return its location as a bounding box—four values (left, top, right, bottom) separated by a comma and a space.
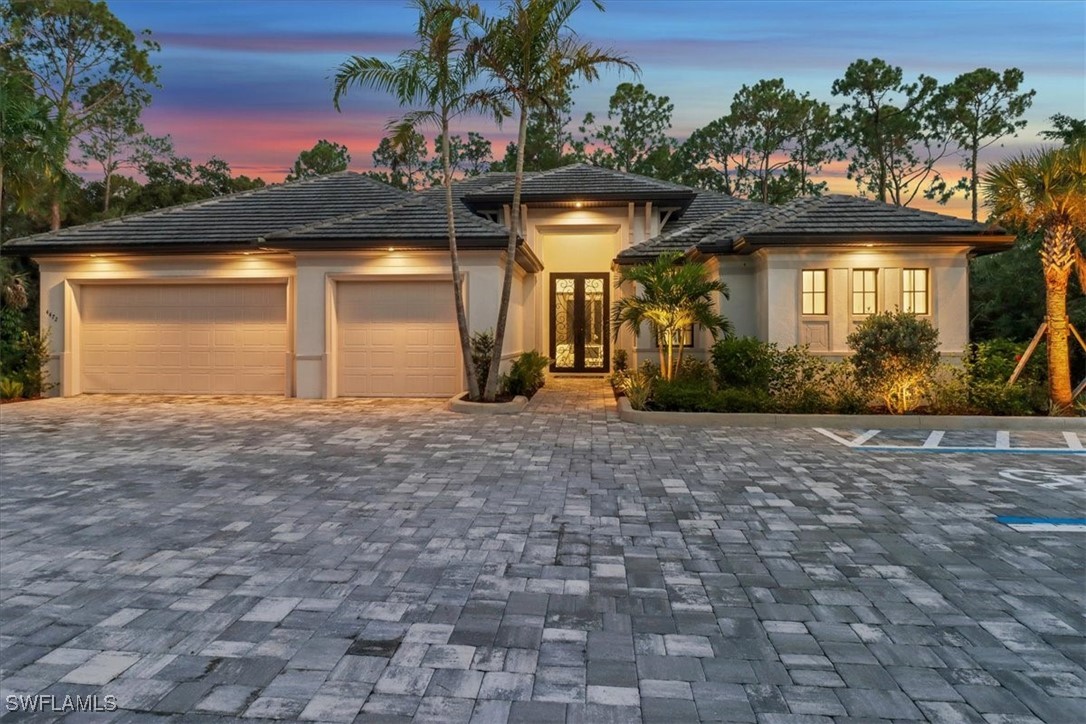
337, 280, 460, 397
80, 283, 288, 394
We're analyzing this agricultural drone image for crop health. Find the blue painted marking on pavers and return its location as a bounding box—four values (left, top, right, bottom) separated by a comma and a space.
997, 516, 1086, 526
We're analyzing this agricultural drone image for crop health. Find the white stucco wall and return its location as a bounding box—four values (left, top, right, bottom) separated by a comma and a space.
36, 249, 517, 398
37, 253, 296, 397
751, 246, 973, 356
524, 205, 644, 370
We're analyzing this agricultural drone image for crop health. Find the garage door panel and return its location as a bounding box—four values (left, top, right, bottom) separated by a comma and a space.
337, 281, 460, 397
80, 284, 287, 395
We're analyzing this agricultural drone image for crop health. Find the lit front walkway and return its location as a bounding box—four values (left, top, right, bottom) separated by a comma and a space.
0, 382, 1083, 722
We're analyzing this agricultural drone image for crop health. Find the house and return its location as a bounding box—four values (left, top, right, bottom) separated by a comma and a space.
7, 163, 1013, 398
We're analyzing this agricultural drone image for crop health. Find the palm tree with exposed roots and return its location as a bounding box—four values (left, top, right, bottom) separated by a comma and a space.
984, 143, 1086, 411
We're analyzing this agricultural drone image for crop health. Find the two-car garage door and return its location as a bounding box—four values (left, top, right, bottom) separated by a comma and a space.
80, 284, 288, 394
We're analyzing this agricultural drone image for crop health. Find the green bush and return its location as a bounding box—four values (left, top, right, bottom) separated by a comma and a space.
711, 336, 777, 389
770, 345, 831, 413
710, 386, 773, 413
651, 378, 716, 412
0, 377, 24, 400
926, 365, 973, 415
820, 362, 870, 414
501, 350, 549, 398
470, 330, 495, 395
674, 356, 715, 385
847, 311, 940, 414
612, 349, 629, 373
970, 381, 1047, 416
970, 338, 1045, 385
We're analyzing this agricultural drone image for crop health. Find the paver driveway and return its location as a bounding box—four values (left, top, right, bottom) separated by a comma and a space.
1, 380, 1083, 723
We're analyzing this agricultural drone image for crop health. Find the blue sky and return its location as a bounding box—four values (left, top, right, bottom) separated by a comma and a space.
108, 0, 1085, 215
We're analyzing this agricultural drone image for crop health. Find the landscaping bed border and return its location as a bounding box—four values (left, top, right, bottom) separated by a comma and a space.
616, 396, 1086, 431
447, 392, 529, 415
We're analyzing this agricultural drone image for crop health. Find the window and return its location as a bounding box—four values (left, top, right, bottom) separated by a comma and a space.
852, 269, 877, 315
902, 269, 929, 314
657, 325, 694, 348
801, 270, 827, 315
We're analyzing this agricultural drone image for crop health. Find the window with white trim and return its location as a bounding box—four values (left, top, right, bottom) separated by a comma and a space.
801, 269, 827, 315
902, 268, 929, 314
852, 269, 877, 315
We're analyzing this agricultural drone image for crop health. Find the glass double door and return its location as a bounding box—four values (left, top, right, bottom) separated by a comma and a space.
550, 273, 609, 372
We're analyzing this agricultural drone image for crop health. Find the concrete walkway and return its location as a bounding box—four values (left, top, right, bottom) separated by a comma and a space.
0, 379, 1082, 722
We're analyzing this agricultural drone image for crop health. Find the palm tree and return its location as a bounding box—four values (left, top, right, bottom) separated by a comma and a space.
612, 252, 732, 381
471, 0, 638, 400
984, 143, 1086, 410
333, 0, 504, 400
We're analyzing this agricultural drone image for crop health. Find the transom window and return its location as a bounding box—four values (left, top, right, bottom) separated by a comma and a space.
902, 269, 929, 314
801, 270, 827, 315
852, 269, 877, 315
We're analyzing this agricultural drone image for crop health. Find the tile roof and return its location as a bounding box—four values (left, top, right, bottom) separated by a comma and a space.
617, 201, 767, 260
5, 172, 409, 253
463, 163, 695, 205
620, 193, 1012, 261
739, 194, 1000, 237
267, 195, 510, 245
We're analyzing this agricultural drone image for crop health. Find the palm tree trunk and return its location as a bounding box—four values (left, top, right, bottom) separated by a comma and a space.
484, 105, 529, 400
442, 118, 479, 400
1042, 226, 1075, 411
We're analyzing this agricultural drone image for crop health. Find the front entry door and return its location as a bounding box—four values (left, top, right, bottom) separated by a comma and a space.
550, 273, 609, 372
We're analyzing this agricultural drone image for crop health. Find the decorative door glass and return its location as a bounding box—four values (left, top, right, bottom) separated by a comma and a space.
553, 278, 576, 368
550, 274, 609, 372
583, 277, 604, 368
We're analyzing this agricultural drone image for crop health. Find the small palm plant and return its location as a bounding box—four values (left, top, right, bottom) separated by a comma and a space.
612, 252, 732, 381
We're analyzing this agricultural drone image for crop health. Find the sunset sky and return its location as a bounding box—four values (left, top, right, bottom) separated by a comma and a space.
106, 0, 1084, 218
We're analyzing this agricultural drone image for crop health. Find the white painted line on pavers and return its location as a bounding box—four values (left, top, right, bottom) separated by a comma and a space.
814, 428, 1086, 455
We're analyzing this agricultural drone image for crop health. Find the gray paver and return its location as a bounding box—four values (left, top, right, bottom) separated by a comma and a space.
1, 381, 1082, 723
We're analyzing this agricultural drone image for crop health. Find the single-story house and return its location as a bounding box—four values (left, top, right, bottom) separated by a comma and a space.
6, 163, 1013, 398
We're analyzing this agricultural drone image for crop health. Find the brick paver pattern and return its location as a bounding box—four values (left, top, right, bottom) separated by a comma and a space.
0, 379, 1083, 722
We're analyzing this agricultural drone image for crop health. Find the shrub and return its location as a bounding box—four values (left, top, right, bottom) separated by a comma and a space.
970, 338, 1046, 386
651, 378, 716, 412
0, 377, 24, 400
638, 360, 661, 381
470, 330, 495, 395
847, 311, 940, 414
925, 365, 973, 415
621, 370, 653, 410
822, 362, 870, 414
710, 386, 772, 413
971, 381, 1047, 416
711, 336, 777, 389
674, 356, 715, 385
770, 345, 831, 413
612, 349, 629, 373
501, 351, 549, 398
